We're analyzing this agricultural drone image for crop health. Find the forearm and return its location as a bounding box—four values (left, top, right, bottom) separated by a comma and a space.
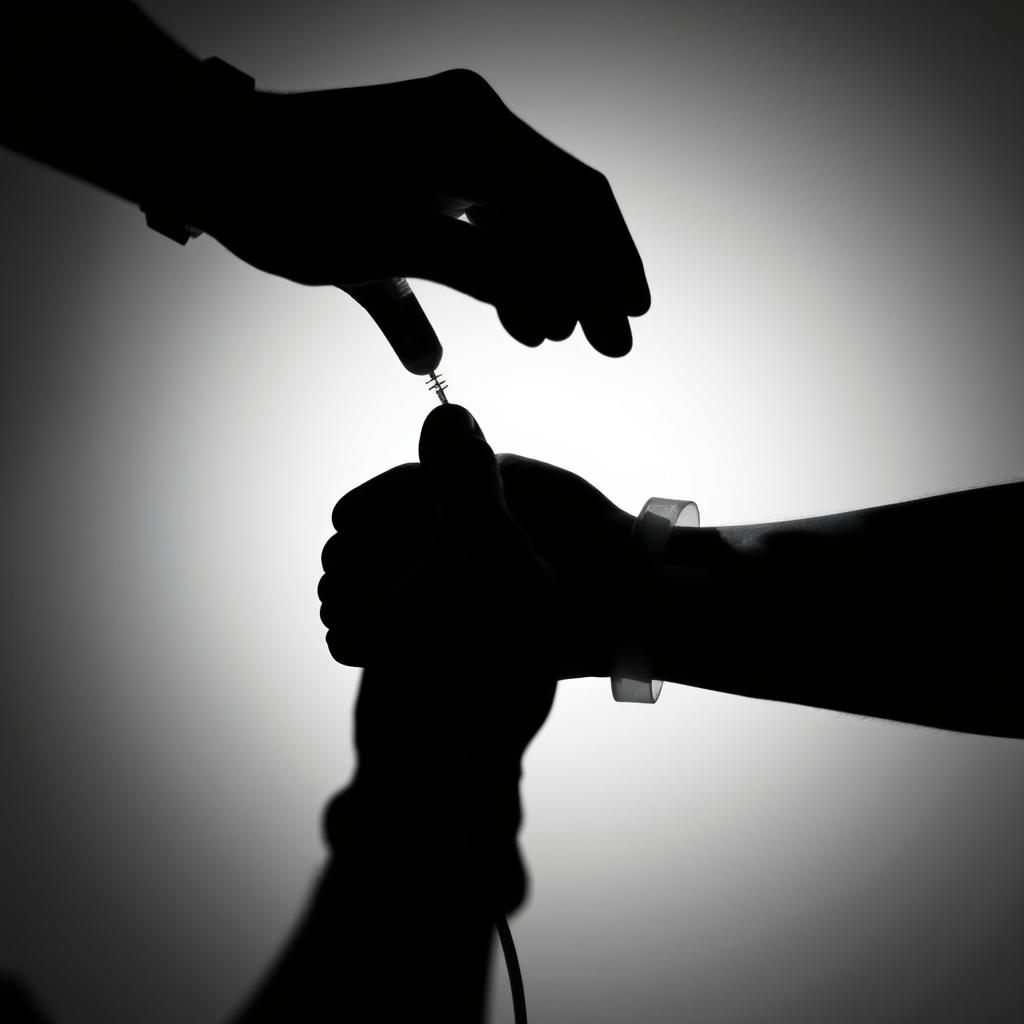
653, 482, 1024, 738
233, 786, 498, 1024
1, 2, 201, 206
234, 664, 529, 1023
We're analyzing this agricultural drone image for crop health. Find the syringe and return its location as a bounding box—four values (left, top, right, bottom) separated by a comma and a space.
344, 279, 449, 404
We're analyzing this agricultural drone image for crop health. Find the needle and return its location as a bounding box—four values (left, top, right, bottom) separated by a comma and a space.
427, 370, 449, 405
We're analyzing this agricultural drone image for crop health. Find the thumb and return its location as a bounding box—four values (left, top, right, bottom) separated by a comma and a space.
418, 404, 515, 557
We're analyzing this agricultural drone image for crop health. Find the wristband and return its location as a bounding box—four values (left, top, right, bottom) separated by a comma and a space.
140, 56, 256, 245
611, 497, 699, 703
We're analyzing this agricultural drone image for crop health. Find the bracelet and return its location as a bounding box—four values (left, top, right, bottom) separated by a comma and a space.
611, 497, 699, 703
140, 56, 256, 245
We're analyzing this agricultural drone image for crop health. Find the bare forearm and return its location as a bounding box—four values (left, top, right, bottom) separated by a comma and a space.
653, 482, 1024, 738
233, 787, 496, 1024
1, 2, 201, 205
234, 666, 528, 1022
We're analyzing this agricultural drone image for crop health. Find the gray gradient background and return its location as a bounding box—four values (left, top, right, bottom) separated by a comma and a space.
2, 1, 1023, 1021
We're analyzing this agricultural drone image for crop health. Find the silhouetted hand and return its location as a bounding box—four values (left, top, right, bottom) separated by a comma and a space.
241, 407, 560, 1018
194, 70, 650, 354
4, 4, 650, 354
319, 404, 633, 913
320, 406, 635, 683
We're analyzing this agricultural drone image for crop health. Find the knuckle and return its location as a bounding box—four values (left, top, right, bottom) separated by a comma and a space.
587, 169, 612, 199
436, 67, 497, 104
325, 629, 366, 668
331, 464, 420, 532
320, 536, 339, 572
496, 452, 528, 471
318, 568, 357, 612
330, 494, 356, 532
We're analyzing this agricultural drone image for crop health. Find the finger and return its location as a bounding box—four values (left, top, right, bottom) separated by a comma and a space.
524, 190, 647, 339
322, 464, 428, 665
418, 403, 503, 508
523, 152, 650, 318
478, 212, 580, 344
489, 226, 568, 346
330, 463, 425, 534
496, 292, 545, 348
321, 565, 429, 669
418, 406, 560, 684
318, 548, 374, 667
580, 310, 633, 357
581, 173, 650, 316
400, 216, 546, 348
417, 404, 526, 561
482, 102, 650, 317
405, 215, 628, 351
546, 315, 577, 342
499, 241, 579, 344
323, 621, 368, 668
462, 198, 637, 348
341, 281, 442, 376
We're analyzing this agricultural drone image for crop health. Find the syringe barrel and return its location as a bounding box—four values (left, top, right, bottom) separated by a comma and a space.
345, 278, 443, 376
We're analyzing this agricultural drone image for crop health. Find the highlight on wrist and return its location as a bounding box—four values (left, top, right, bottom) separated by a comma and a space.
611, 497, 699, 703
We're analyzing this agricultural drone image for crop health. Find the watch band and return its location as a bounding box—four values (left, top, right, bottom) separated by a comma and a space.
611, 496, 699, 703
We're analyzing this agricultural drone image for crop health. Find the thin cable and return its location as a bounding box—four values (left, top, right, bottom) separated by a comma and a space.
495, 915, 527, 1024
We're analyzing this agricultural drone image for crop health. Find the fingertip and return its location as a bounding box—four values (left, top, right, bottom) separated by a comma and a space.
497, 304, 545, 348
547, 316, 577, 342
330, 464, 421, 531
419, 403, 491, 468
325, 628, 367, 669
626, 281, 651, 317
581, 315, 633, 357
423, 402, 481, 437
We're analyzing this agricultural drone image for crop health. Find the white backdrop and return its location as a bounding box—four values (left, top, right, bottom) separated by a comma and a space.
2, 2, 1023, 1022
